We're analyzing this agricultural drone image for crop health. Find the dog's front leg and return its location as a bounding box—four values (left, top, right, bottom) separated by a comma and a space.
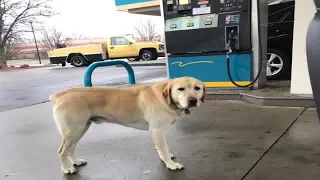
152, 129, 183, 170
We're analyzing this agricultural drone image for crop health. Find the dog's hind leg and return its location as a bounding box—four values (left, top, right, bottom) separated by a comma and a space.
54, 109, 90, 174
68, 122, 91, 166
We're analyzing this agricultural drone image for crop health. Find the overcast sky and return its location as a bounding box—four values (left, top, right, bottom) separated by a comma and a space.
41, 0, 164, 39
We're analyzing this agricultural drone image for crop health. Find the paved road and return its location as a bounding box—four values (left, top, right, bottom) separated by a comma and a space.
0, 65, 166, 112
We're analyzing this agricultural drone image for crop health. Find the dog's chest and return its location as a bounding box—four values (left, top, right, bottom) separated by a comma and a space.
126, 119, 149, 130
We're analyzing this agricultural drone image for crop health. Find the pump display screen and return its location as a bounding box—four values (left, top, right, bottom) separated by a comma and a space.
179, 0, 189, 5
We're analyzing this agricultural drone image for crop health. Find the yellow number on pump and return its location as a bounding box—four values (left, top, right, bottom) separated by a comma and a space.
205, 21, 212, 25
187, 22, 194, 27
170, 24, 177, 28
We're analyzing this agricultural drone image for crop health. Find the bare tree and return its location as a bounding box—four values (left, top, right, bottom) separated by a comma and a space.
39, 27, 65, 51
65, 33, 84, 46
133, 19, 159, 41
5, 33, 24, 59
40, 27, 83, 50
0, 0, 56, 66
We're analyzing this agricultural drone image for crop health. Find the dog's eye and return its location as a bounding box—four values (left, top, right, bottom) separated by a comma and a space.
194, 86, 201, 91
177, 87, 185, 91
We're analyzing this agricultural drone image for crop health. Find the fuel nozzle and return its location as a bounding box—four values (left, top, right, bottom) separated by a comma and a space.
227, 29, 236, 53
228, 29, 235, 40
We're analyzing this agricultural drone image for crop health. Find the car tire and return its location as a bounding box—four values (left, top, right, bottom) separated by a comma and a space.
70, 55, 86, 67
267, 48, 291, 80
140, 50, 154, 61
128, 57, 140, 62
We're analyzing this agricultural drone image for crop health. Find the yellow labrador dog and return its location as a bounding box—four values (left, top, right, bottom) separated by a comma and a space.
49, 76, 206, 174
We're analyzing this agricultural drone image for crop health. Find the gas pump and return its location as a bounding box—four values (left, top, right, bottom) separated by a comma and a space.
160, 0, 268, 89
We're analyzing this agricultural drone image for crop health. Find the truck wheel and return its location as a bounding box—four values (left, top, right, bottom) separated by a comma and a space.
140, 50, 154, 61
71, 55, 86, 67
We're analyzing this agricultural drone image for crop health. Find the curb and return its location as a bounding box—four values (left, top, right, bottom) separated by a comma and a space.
116, 63, 166, 67
206, 93, 315, 107
27, 64, 57, 69
239, 93, 315, 107
0, 64, 56, 71
206, 93, 240, 100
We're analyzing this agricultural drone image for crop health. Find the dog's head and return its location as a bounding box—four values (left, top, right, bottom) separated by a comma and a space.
162, 77, 206, 110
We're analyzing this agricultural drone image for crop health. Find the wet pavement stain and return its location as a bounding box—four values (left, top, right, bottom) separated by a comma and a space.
216, 136, 232, 140
202, 154, 210, 158
227, 151, 244, 159
238, 143, 252, 147
292, 155, 316, 164
230, 109, 240, 111
15, 97, 26, 100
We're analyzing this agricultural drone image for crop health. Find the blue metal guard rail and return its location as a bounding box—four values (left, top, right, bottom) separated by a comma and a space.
84, 60, 136, 87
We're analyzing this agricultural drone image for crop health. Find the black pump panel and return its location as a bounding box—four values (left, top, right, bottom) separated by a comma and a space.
162, 0, 252, 54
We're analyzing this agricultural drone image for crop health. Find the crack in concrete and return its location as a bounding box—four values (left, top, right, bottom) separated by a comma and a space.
240, 108, 308, 180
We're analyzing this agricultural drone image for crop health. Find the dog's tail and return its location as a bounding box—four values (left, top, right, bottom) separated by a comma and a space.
49, 93, 59, 103
49, 91, 67, 103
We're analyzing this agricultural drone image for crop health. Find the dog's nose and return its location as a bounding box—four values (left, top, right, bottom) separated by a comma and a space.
188, 97, 198, 107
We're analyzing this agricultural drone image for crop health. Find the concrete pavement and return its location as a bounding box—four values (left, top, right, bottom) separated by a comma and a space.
1, 100, 320, 180
244, 108, 320, 180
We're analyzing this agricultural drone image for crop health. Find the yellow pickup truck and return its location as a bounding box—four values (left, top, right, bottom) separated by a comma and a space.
48, 36, 165, 67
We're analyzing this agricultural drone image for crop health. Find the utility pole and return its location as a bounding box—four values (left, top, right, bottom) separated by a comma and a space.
30, 22, 41, 64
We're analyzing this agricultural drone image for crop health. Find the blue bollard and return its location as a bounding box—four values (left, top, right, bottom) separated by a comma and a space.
84, 60, 136, 87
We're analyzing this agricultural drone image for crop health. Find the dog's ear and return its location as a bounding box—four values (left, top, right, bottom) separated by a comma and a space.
162, 82, 172, 105
201, 83, 206, 103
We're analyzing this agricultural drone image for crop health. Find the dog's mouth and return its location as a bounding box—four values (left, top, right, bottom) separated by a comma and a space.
172, 101, 191, 115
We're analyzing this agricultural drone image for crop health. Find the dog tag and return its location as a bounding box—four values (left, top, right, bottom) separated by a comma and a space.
184, 109, 190, 114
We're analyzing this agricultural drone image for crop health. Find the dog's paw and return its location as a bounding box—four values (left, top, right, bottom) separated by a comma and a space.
165, 161, 184, 170
61, 166, 77, 174
73, 159, 87, 166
